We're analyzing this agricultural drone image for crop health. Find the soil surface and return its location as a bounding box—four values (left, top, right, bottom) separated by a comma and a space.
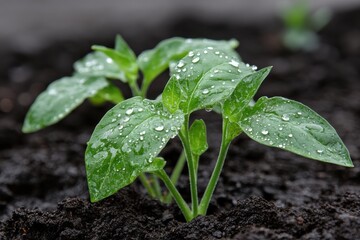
1, 8, 360, 240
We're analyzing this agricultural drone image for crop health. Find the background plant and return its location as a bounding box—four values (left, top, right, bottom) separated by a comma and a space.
281, 0, 332, 51
23, 36, 353, 222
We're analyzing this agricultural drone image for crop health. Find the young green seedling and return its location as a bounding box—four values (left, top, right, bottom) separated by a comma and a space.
22, 35, 238, 202
23, 36, 353, 222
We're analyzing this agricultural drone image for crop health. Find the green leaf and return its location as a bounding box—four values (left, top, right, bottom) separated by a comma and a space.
92, 45, 138, 83
239, 97, 353, 167
163, 48, 255, 114
74, 51, 129, 81
89, 82, 124, 105
162, 77, 181, 113
114, 35, 137, 62
22, 76, 108, 133
223, 67, 272, 122
224, 120, 242, 143
85, 97, 184, 202
189, 119, 208, 156
138, 37, 239, 87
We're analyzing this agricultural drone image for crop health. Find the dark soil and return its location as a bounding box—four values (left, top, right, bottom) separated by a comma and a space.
1, 7, 360, 240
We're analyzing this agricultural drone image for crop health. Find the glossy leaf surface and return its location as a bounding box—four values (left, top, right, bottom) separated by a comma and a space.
138, 38, 239, 86
239, 97, 353, 167
189, 119, 208, 156
85, 97, 184, 202
74, 51, 130, 81
163, 48, 255, 114
89, 83, 124, 105
223, 67, 272, 122
23, 76, 108, 133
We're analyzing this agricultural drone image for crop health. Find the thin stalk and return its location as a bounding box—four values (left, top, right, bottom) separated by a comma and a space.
156, 169, 192, 222
139, 173, 156, 198
151, 175, 163, 200
129, 81, 142, 97
165, 151, 186, 203
140, 79, 151, 98
199, 119, 231, 215
179, 115, 199, 216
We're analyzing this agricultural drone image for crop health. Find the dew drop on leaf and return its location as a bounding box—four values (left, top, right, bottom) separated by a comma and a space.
192, 57, 200, 63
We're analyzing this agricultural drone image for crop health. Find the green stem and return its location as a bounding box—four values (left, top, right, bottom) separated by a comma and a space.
199, 119, 231, 215
156, 169, 192, 222
151, 175, 163, 200
179, 115, 199, 216
139, 173, 156, 198
165, 151, 186, 203
129, 81, 142, 97
140, 79, 151, 98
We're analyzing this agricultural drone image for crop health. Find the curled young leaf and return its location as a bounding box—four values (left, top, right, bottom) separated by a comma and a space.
163, 48, 255, 114
138, 38, 239, 88
85, 97, 184, 202
239, 97, 353, 167
22, 76, 109, 133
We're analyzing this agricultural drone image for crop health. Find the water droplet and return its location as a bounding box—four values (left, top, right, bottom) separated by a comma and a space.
205, 108, 212, 112
248, 128, 253, 132
119, 125, 124, 130
229, 59, 240, 67
261, 130, 269, 135
123, 116, 130, 122
177, 61, 185, 68
317, 149, 323, 154
215, 51, 220, 55
305, 124, 324, 132
192, 57, 200, 63
140, 136, 144, 141
140, 131, 146, 135
117, 113, 121, 117
188, 51, 194, 57
207, 47, 214, 50
214, 70, 219, 73
297, 112, 302, 115
203, 50, 208, 54
155, 125, 164, 131
202, 89, 209, 95
126, 108, 133, 115
281, 114, 290, 121
251, 65, 258, 70
111, 118, 116, 122
288, 134, 293, 138
138, 108, 143, 112
106, 58, 113, 64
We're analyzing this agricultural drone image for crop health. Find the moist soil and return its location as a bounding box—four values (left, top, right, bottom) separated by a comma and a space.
1, 8, 360, 240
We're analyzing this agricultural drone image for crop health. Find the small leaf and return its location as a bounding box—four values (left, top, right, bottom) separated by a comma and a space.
162, 77, 181, 113
223, 67, 272, 122
85, 97, 184, 202
189, 119, 208, 156
89, 82, 124, 105
74, 51, 128, 81
163, 48, 255, 114
239, 97, 353, 167
114, 35, 137, 62
138, 38, 239, 87
224, 121, 242, 143
92, 45, 138, 83
23, 76, 108, 133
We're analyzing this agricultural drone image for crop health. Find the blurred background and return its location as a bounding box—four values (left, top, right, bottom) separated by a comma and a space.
1, 0, 359, 52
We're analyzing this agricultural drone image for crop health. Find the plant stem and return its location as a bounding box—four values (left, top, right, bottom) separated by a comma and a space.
164, 151, 186, 203
156, 169, 192, 222
199, 119, 231, 215
138, 173, 156, 198
129, 81, 142, 97
140, 79, 151, 98
179, 115, 199, 216
151, 175, 163, 200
